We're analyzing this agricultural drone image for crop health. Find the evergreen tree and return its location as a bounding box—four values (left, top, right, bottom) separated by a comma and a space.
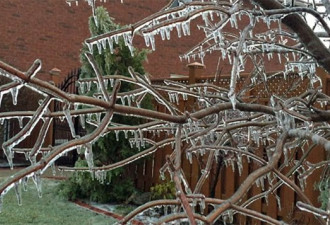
60, 7, 149, 203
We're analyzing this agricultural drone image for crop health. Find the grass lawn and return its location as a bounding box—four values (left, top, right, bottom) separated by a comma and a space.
0, 174, 117, 225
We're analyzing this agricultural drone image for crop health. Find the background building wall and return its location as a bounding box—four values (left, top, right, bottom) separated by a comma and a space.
0, 0, 222, 81
0, 1, 285, 82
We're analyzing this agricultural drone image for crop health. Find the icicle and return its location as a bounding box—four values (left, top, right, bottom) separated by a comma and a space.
14, 181, 22, 206
298, 175, 306, 191
253, 131, 260, 145
101, 38, 107, 50
134, 130, 138, 145
95, 113, 101, 124
21, 177, 28, 192
87, 81, 92, 92
113, 34, 119, 44
10, 86, 19, 105
32, 172, 42, 198
139, 129, 143, 147
228, 91, 236, 110
84, 143, 94, 169
237, 154, 243, 176
96, 41, 102, 54
246, 155, 251, 163
260, 176, 265, 191
86, 42, 93, 53
255, 177, 260, 188
120, 96, 125, 105
283, 147, 288, 166
228, 54, 232, 65
64, 105, 77, 138
127, 95, 131, 106
93, 81, 100, 93
264, 194, 269, 206
276, 195, 281, 211
160, 170, 165, 181
176, 23, 182, 38
182, 21, 190, 36
230, 159, 235, 172
174, 93, 179, 105
149, 33, 156, 51
267, 172, 273, 186
79, 82, 85, 94
160, 28, 165, 40
186, 151, 192, 164
105, 37, 113, 54
230, 14, 238, 29
4, 146, 14, 169
199, 197, 206, 211
144, 34, 150, 47
79, 114, 85, 129
115, 130, 120, 141
228, 210, 234, 223
18, 117, 23, 129
277, 53, 282, 64
109, 78, 114, 87
95, 170, 106, 184
248, 29, 253, 38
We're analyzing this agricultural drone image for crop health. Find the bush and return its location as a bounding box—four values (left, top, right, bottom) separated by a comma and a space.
58, 159, 136, 203
150, 179, 176, 200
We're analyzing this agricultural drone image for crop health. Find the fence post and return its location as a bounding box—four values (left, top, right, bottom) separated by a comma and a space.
185, 62, 205, 191
49, 68, 61, 86
187, 62, 205, 85
186, 62, 205, 112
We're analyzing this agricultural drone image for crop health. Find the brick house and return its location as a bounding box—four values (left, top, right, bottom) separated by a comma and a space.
0, 2, 328, 224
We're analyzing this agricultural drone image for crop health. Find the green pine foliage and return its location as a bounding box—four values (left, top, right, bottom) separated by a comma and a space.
60, 6, 151, 203
58, 159, 135, 203
317, 178, 330, 210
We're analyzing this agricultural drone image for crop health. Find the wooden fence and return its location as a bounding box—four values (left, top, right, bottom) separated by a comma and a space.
0, 64, 328, 224
129, 65, 329, 225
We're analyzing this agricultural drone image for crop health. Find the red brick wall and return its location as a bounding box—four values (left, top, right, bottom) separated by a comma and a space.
0, 1, 284, 82
0, 1, 205, 81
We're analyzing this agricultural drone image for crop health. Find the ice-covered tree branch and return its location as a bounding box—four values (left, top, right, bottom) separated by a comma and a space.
0, 0, 329, 224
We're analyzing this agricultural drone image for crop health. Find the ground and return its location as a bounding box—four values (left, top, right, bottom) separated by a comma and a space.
0, 167, 117, 225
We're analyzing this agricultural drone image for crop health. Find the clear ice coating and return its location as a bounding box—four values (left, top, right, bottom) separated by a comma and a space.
84, 143, 94, 169
0, 0, 328, 224
32, 172, 42, 198
10, 86, 20, 105
14, 181, 22, 206
64, 104, 78, 138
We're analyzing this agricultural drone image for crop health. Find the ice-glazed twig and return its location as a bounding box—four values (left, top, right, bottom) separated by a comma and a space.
166, 155, 197, 225
2, 96, 53, 169
288, 129, 330, 151
85, 52, 110, 102
29, 116, 53, 159
0, 80, 121, 199
128, 67, 178, 115
297, 201, 330, 219
206, 132, 288, 223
